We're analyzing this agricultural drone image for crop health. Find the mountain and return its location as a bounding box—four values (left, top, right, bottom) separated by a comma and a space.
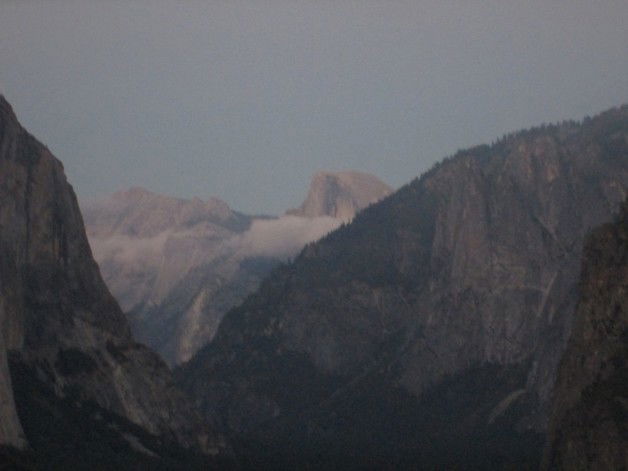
544, 200, 628, 469
287, 170, 392, 219
83, 172, 390, 365
0, 96, 226, 468
83, 187, 251, 316
178, 106, 628, 468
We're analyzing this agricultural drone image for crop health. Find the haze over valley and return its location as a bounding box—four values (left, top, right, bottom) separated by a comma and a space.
82, 171, 391, 365
1, 1, 627, 469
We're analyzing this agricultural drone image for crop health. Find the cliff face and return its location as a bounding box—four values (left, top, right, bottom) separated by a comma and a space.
179, 106, 628, 467
84, 171, 388, 365
0, 331, 25, 449
287, 170, 391, 219
82, 187, 250, 315
0, 95, 223, 463
544, 201, 628, 469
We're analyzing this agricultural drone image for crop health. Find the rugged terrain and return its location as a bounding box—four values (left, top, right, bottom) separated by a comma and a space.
84, 173, 390, 365
0, 331, 25, 449
179, 106, 628, 468
287, 170, 392, 219
0, 95, 226, 468
83, 187, 250, 314
544, 200, 628, 469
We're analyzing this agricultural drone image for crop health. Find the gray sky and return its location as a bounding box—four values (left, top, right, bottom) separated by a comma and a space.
1, 0, 627, 214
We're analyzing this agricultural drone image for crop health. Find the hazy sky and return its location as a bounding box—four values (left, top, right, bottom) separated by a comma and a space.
1, 1, 627, 214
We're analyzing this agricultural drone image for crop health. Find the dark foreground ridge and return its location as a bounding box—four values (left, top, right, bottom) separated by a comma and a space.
544, 200, 628, 469
178, 105, 628, 468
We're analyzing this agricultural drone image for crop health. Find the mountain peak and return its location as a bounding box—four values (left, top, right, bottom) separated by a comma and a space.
287, 170, 392, 219
84, 187, 245, 238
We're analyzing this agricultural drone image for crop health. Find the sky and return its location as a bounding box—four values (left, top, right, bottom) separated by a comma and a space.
1, 1, 627, 215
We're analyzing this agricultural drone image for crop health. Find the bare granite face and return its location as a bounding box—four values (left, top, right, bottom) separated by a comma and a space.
179, 105, 628, 467
82, 187, 250, 314
544, 201, 628, 470
0, 331, 25, 449
287, 170, 392, 220
0, 95, 223, 457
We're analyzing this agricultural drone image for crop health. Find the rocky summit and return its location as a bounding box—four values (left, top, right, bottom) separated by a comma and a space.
84, 171, 390, 366
0, 96, 227, 468
287, 170, 392, 220
178, 106, 628, 468
544, 200, 628, 469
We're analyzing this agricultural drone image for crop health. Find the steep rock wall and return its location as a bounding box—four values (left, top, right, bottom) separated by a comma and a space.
0, 95, 222, 458
544, 201, 628, 469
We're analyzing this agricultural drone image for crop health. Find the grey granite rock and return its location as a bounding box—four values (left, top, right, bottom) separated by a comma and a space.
287, 170, 392, 219
0, 95, 223, 457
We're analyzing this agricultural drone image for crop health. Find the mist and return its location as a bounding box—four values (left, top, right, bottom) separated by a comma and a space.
89, 214, 342, 272
229, 215, 342, 259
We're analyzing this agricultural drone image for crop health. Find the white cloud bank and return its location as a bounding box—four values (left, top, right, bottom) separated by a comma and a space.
89, 215, 343, 273
89, 232, 171, 268
229, 215, 342, 259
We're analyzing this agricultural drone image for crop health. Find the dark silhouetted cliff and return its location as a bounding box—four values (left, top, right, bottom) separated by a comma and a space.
544, 201, 628, 469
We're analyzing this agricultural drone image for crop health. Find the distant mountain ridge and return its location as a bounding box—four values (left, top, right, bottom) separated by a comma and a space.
178, 105, 628, 468
287, 170, 392, 219
85, 186, 250, 238
83, 187, 252, 316
83, 171, 391, 365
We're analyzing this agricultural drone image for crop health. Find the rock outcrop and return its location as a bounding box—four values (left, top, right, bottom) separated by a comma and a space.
0, 332, 25, 449
179, 106, 628, 468
544, 200, 628, 469
82, 187, 250, 314
84, 171, 389, 365
0, 95, 225, 466
287, 170, 391, 219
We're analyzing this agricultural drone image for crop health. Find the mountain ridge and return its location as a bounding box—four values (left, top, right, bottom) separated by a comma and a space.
84, 170, 391, 365
178, 104, 628, 468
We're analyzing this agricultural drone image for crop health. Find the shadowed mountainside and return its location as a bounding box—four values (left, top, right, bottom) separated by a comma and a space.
179, 105, 628, 468
544, 200, 628, 469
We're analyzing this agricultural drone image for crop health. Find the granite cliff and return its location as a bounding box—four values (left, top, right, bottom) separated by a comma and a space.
179, 106, 628, 468
0, 96, 226, 468
82, 187, 251, 315
287, 170, 392, 219
0, 331, 25, 449
84, 172, 390, 365
544, 200, 628, 469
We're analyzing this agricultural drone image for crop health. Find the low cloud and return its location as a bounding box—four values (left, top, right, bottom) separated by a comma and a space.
89, 232, 170, 268
229, 215, 342, 259
88, 216, 342, 282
